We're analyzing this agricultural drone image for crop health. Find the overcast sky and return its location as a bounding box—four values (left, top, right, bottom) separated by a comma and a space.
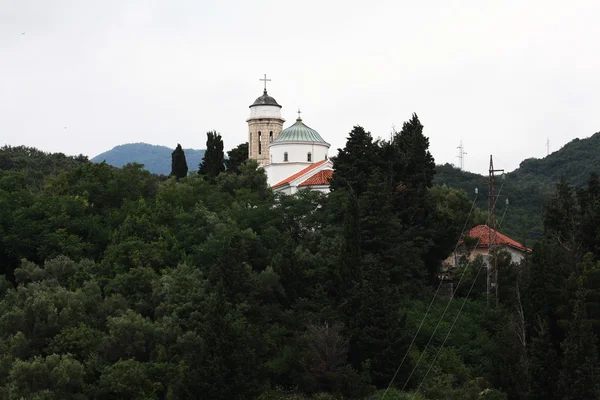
1, 0, 598, 175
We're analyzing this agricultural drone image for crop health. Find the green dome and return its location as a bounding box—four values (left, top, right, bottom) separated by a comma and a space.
273, 118, 327, 143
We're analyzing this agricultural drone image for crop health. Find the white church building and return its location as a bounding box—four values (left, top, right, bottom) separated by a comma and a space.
247, 80, 333, 194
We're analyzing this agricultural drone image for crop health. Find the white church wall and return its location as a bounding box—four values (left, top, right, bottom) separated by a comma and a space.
300, 185, 330, 194
264, 162, 310, 186
269, 142, 329, 164
249, 105, 282, 119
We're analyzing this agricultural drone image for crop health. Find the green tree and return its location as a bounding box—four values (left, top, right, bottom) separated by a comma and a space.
329, 126, 378, 197
169, 143, 188, 179
558, 287, 600, 399
199, 130, 225, 179
225, 142, 249, 173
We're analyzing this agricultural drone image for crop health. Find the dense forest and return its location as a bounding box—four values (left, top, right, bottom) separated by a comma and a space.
0, 118, 598, 399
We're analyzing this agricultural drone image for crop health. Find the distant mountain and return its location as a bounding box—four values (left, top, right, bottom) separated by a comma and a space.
435, 131, 600, 243
91, 143, 205, 175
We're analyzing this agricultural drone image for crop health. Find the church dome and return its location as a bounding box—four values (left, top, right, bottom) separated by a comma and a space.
250, 90, 281, 108
273, 117, 327, 143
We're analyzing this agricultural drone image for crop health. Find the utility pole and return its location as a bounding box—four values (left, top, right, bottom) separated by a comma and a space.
487, 155, 504, 307
457, 141, 467, 170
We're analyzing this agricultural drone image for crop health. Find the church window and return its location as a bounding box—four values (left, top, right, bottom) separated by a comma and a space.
284, 152, 288, 162
258, 131, 262, 154
307, 152, 312, 162
269, 131, 273, 142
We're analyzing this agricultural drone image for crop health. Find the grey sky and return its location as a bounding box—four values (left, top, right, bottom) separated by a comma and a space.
1, 0, 598, 175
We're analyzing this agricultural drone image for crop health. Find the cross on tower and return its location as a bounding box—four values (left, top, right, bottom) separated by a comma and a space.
259, 74, 271, 93
297, 108, 302, 120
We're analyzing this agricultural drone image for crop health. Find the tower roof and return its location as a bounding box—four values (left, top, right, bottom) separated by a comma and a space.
273, 117, 327, 143
250, 90, 282, 108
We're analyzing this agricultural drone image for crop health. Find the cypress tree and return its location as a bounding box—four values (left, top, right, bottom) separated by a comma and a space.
225, 142, 248, 174
170, 143, 188, 179
558, 286, 600, 399
329, 126, 378, 197
199, 131, 225, 179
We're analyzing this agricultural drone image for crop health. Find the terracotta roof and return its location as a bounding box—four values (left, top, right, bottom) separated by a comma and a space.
467, 225, 531, 252
272, 159, 329, 188
299, 169, 333, 187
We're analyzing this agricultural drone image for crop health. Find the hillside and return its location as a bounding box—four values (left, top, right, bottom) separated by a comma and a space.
434, 131, 600, 243
91, 143, 205, 175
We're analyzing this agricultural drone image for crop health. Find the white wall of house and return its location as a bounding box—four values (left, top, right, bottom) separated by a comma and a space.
299, 185, 330, 194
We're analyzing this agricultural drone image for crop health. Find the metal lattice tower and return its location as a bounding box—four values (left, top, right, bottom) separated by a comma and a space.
487, 155, 504, 307
457, 141, 467, 170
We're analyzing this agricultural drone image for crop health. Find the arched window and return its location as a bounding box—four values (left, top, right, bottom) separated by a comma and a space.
258, 131, 262, 155
284, 152, 288, 162
249, 133, 252, 154
325, 155, 328, 160
269, 131, 273, 142
307, 152, 312, 162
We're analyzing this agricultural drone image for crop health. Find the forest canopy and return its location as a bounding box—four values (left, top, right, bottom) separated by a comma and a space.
0, 122, 598, 399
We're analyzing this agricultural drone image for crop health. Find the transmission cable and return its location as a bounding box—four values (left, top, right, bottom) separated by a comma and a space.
397, 181, 505, 394
411, 204, 510, 398
379, 192, 478, 400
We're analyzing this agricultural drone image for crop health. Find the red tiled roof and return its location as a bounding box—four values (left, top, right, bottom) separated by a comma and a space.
467, 225, 531, 252
272, 159, 329, 188
299, 169, 333, 187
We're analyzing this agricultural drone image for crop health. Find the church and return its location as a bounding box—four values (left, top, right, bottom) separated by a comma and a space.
247, 77, 333, 194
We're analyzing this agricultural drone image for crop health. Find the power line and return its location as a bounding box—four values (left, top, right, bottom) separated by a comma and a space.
399, 180, 505, 394
412, 205, 510, 399
379, 192, 479, 400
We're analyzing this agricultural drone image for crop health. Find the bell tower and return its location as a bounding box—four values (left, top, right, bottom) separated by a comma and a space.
247, 74, 285, 166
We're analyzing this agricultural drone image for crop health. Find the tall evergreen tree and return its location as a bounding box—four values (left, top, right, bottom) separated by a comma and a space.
170, 143, 188, 179
199, 131, 225, 179
558, 286, 600, 399
337, 185, 362, 294
329, 126, 378, 197
225, 142, 248, 174
393, 113, 435, 193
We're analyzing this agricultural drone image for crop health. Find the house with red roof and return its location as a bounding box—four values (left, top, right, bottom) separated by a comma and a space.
246, 82, 333, 194
446, 224, 532, 268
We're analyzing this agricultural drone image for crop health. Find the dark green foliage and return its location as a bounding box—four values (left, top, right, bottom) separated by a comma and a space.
226, 142, 249, 173
329, 126, 378, 196
91, 142, 205, 175
199, 130, 225, 179
9, 122, 598, 398
169, 143, 188, 179
558, 287, 599, 399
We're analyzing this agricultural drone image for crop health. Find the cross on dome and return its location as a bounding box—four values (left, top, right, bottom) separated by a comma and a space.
297, 108, 302, 121
259, 74, 271, 93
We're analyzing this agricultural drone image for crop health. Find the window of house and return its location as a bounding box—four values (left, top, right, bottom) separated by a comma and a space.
307, 152, 312, 162
258, 131, 262, 154
269, 131, 273, 142
284, 152, 288, 162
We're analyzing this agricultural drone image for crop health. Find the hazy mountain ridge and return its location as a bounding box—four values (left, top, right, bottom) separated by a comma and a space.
91, 143, 205, 175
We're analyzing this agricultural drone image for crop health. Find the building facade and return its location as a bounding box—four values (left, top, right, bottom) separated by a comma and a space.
247, 85, 333, 193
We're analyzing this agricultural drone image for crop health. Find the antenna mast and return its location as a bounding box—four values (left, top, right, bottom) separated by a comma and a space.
457, 141, 467, 170
487, 155, 504, 307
